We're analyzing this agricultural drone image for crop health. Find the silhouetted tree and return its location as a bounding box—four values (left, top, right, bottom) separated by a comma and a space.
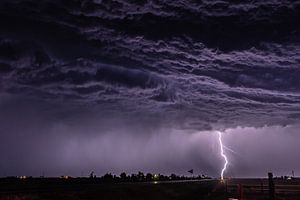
146, 173, 153, 181
137, 171, 145, 181
170, 173, 178, 180
120, 172, 127, 181
159, 174, 169, 181
89, 171, 94, 179
130, 174, 138, 182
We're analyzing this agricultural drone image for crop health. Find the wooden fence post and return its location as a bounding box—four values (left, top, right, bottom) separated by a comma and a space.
238, 183, 243, 200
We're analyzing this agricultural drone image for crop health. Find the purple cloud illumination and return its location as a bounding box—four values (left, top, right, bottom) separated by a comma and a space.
0, 0, 299, 177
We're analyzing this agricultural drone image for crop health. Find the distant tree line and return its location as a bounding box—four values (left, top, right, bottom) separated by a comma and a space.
89, 171, 211, 183
0, 172, 211, 183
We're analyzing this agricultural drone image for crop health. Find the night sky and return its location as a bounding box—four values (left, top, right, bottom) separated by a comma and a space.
0, 0, 300, 178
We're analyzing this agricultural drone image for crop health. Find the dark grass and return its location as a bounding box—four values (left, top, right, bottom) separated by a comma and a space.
0, 178, 224, 200
1, 178, 300, 200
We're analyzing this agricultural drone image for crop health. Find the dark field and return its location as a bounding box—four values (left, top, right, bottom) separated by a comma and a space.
0, 178, 300, 200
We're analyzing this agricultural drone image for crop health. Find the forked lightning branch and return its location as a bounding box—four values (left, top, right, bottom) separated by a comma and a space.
217, 131, 228, 181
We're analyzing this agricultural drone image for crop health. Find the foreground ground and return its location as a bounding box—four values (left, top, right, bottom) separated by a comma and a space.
0, 178, 300, 200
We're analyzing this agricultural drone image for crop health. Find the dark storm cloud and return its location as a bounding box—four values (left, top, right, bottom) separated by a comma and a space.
1, 35, 299, 130
0, 0, 300, 177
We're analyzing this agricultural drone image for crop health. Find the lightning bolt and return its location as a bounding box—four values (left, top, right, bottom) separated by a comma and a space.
217, 131, 228, 181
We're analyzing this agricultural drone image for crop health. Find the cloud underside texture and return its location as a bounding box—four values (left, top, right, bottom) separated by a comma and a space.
0, 0, 300, 130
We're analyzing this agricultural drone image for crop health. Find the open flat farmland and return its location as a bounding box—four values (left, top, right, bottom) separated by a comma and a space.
0, 178, 300, 200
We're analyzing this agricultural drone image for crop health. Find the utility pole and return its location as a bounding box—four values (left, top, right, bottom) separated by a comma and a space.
268, 172, 275, 200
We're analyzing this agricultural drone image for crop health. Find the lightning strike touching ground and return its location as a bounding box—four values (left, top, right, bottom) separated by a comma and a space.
217, 131, 228, 181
